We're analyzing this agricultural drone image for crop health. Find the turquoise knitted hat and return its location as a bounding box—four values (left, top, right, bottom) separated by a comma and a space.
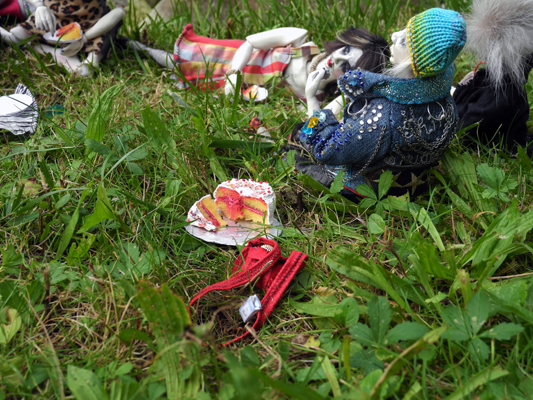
407, 8, 466, 78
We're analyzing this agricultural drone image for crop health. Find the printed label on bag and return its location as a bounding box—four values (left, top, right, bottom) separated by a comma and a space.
239, 295, 262, 323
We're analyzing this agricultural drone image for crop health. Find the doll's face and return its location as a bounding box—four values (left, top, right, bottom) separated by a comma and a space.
325, 46, 364, 78
390, 29, 410, 65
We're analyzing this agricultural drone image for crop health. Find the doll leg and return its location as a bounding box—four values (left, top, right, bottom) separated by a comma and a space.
32, 43, 84, 73
128, 40, 175, 68
33, 45, 101, 77
0, 25, 32, 45
1, 31, 88, 75
74, 51, 103, 77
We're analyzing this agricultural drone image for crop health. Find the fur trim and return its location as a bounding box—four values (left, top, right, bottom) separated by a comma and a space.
464, 0, 533, 89
385, 59, 415, 79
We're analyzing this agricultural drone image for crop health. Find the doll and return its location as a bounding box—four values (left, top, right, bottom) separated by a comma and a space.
0, 0, 126, 76
295, 8, 466, 197
128, 24, 389, 114
453, 0, 533, 151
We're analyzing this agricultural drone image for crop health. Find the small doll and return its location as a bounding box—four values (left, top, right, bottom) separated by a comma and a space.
0, 0, 126, 76
295, 8, 466, 197
453, 0, 533, 151
128, 24, 389, 114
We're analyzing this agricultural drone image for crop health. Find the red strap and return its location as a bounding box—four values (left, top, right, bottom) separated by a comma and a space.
189, 238, 308, 346
223, 250, 308, 346
189, 238, 281, 307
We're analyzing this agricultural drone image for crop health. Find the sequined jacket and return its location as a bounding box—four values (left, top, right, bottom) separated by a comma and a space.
299, 66, 459, 174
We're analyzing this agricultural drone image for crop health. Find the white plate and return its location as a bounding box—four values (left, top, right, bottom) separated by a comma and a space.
43, 31, 82, 44
185, 217, 282, 246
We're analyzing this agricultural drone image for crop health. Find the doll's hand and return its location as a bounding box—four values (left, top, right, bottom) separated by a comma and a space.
459, 71, 474, 85
224, 73, 239, 96
306, 68, 328, 117
34, 3, 56, 33
305, 68, 326, 99
61, 34, 87, 57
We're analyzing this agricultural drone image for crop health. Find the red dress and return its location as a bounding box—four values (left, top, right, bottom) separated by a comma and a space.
173, 24, 320, 93
0, 0, 28, 20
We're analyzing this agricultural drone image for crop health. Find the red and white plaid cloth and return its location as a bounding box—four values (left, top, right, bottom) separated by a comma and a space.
173, 24, 320, 91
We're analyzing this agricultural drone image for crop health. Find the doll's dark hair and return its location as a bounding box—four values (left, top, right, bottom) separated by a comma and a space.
325, 27, 390, 73
322, 27, 390, 98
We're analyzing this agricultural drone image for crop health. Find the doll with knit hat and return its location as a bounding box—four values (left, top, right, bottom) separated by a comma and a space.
293, 8, 466, 197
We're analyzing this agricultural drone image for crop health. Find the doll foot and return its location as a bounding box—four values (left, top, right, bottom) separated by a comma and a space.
72, 61, 97, 78
73, 64, 90, 77
71, 51, 100, 77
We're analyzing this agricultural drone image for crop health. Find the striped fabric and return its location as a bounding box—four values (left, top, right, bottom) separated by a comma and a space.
173, 24, 320, 90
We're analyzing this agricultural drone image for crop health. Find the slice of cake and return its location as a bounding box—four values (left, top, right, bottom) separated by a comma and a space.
187, 195, 227, 231
214, 179, 275, 224
242, 85, 259, 99
213, 185, 245, 221
55, 22, 82, 41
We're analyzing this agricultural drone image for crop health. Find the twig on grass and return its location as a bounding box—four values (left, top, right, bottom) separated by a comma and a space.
245, 324, 283, 378
472, 272, 533, 281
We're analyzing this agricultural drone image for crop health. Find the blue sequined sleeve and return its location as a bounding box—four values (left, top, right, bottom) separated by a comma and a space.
299, 109, 340, 155
298, 104, 392, 166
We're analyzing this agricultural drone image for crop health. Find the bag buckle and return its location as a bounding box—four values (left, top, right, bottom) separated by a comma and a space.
239, 295, 262, 323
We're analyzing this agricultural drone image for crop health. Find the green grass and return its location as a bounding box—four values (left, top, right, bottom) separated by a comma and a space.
1, 0, 533, 398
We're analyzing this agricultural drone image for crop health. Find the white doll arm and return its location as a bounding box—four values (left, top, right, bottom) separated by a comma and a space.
85, 7, 125, 40
323, 95, 346, 116
24, 0, 55, 32
224, 41, 251, 95
225, 27, 308, 96
245, 27, 308, 49
230, 41, 253, 72
232, 27, 308, 70
305, 69, 326, 117
61, 7, 125, 56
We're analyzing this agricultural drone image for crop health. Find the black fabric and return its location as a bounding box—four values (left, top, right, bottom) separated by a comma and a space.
454, 54, 533, 151
92, 0, 121, 59
355, 160, 431, 198
112, 36, 129, 51
0, 15, 22, 26
98, 19, 122, 60
294, 152, 336, 187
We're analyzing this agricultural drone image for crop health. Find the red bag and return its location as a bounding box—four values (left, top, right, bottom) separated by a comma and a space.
189, 238, 308, 345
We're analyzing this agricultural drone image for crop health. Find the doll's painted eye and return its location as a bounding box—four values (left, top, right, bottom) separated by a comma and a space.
343, 46, 350, 54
